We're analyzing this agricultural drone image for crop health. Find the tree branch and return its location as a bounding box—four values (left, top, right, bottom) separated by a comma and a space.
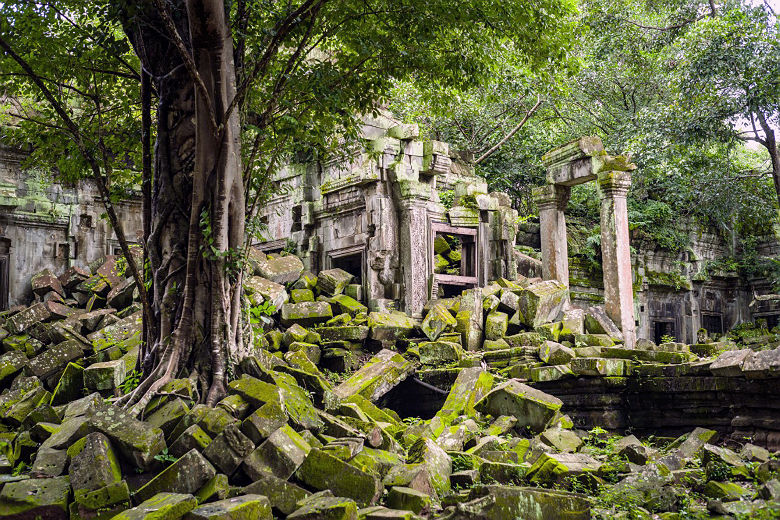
476, 96, 543, 164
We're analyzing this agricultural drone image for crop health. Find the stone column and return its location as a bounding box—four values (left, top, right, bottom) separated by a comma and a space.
598, 170, 636, 348
399, 198, 430, 318
533, 184, 571, 286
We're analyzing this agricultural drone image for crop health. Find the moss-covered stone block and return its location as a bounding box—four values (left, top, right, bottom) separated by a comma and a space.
295, 448, 382, 505
291, 288, 315, 303
386, 486, 431, 514
185, 494, 273, 520
0, 476, 71, 518
316, 268, 354, 296
84, 359, 127, 392
134, 449, 217, 503
526, 452, 602, 485
418, 340, 463, 366
242, 424, 310, 480
242, 470, 312, 515
112, 492, 198, 520
203, 423, 255, 476
287, 495, 358, 520
421, 303, 457, 341
333, 349, 415, 402
170, 424, 212, 459
280, 301, 334, 327
194, 474, 230, 504
475, 379, 562, 433
515, 280, 568, 328
367, 312, 416, 343
240, 400, 288, 445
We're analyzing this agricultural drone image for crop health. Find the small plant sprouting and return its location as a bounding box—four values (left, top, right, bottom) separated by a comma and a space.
153, 448, 177, 465
119, 369, 142, 394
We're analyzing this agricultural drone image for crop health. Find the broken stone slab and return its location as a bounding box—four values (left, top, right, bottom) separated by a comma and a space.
0, 476, 71, 518
527, 452, 602, 485
242, 424, 310, 480
59, 265, 90, 290
420, 303, 457, 341
287, 495, 359, 520
385, 486, 431, 514
147, 398, 191, 440
202, 423, 255, 476
30, 447, 68, 477
465, 484, 590, 520
291, 288, 315, 303
88, 405, 167, 470
0, 350, 27, 386
6, 302, 52, 334
87, 311, 141, 351
83, 358, 127, 392
68, 432, 122, 498
367, 312, 416, 343
456, 288, 484, 351
710, 349, 752, 376
540, 427, 582, 453
106, 278, 136, 310
243, 470, 312, 516
296, 448, 383, 505
475, 379, 563, 433
529, 364, 573, 383
185, 494, 273, 520
333, 349, 415, 402
170, 424, 212, 459
245, 275, 289, 309
570, 357, 630, 376
240, 400, 288, 445
584, 306, 624, 342
417, 340, 463, 365
0, 376, 49, 426
280, 301, 334, 327
258, 254, 305, 285
538, 341, 575, 365
434, 367, 494, 427
408, 437, 452, 496
269, 371, 324, 431
741, 347, 780, 378
330, 294, 369, 316
31, 268, 66, 298
702, 480, 750, 501
134, 449, 217, 503
112, 492, 198, 520
485, 311, 509, 341
316, 268, 354, 296
316, 326, 369, 342
516, 280, 568, 328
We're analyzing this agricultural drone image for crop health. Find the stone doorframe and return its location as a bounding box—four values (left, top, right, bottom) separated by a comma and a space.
533, 137, 637, 348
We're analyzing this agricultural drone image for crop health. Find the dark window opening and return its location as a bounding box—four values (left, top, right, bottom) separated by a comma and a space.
80, 214, 92, 228
759, 314, 780, 330
331, 252, 363, 284
291, 205, 302, 232
701, 313, 723, 335
0, 239, 9, 311
57, 243, 70, 259
438, 283, 464, 298
433, 231, 476, 277
653, 321, 676, 344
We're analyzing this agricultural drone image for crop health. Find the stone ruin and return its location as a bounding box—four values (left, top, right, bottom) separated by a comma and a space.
533, 136, 637, 348
257, 110, 518, 318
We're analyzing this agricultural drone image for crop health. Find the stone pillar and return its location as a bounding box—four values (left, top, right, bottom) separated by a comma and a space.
399, 198, 430, 318
533, 184, 571, 286
598, 170, 636, 348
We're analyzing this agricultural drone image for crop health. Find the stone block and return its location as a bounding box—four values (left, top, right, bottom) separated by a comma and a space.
84, 359, 127, 392
368, 312, 416, 343
0, 376, 48, 426
418, 340, 462, 365
527, 452, 602, 485
88, 406, 166, 470
245, 276, 289, 309
134, 449, 217, 503
31, 447, 68, 477
203, 423, 255, 475
112, 493, 198, 520
0, 350, 27, 387
185, 494, 273, 520
0, 476, 70, 519
258, 255, 305, 285
710, 349, 752, 376
296, 448, 383, 505
584, 306, 623, 341
287, 496, 359, 520
317, 326, 369, 342
516, 280, 568, 328
333, 349, 415, 402
465, 484, 590, 520
31, 268, 66, 298
280, 301, 334, 327
291, 288, 315, 303
170, 424, 212, 458
242, 424, 310, 480
385, 486, 431, 514
570, 357, 629, 376
421, 303, 457, 341
529, 364, 574, 383
240, 400, 288, 445
475, 379, 562, 433
316, 268, 354, 295
538, 341, 575, 365
243, 470, 312, 515
68, 432, 122, 499
741, 347, 780, 378
540, 428, 582, 453
485, 311, 508, 341
330, 294, 369, 316
407, 438, 451, 496
7, 303, 53, 334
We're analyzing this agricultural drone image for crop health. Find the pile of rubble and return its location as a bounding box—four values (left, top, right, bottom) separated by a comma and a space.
1, 253, 779, 520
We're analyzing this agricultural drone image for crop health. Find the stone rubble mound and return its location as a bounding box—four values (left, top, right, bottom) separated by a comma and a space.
0, 254, 778, 519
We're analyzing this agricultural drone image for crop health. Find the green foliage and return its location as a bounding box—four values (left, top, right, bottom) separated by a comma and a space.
660, 334, 675, 344
118, 369, 141, 394
12, 461, 28, 476
153, 448, 177, 465
249, 301, 276, 329
439, 190, 455, 210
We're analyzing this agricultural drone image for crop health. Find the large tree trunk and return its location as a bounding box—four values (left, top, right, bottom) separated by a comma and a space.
121, 0, 246, 411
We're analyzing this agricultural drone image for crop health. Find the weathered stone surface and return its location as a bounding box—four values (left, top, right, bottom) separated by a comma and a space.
368, 312, 416, 342
170, 424, 212, 459
741, 347, 780, 378
0, 350, 27, 386
240, 400, 288, 445
570, 357, 629, 376
242, 424, 310, 480
385, 486, 431, 514
485, 311, 509, 341
6, 303, 52, 334
417, 340, 462, 365
258, 254, 305, 285
296, 448, 383, 505
316, 268, 354, 295
68, 432, 122, 500
421, 303, 457, 341
516, 280, 568, 328
88, 406, 166, 469
527, 452, 602, 485
464, 485, 590, 520
538, 341, 575, 365
280, 301, 334, 327
584, 306, 624, 341
333, 349, 415, 402
408, 438, 451, 496
287, 495, 359, 520
476, 379, 562, 433
31, 447, 68, 477
435, 367, 494, 427
184, 494, 273, 520
84, 358, 127, 392
0, 476, 70, 519
330, 294, 369, 316
0, 376, 48, 426
245, 275, 289, 308
203, 423, 255, 475
540, 427, 582, 453
112, 493, 198, 520
243, 471, 312, 515
27, 339, 83, 380
709, 349, 752, 376
134, 449, 217, 503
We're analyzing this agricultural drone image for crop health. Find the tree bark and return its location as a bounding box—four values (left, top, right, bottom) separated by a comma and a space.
121, 0, 246, 411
